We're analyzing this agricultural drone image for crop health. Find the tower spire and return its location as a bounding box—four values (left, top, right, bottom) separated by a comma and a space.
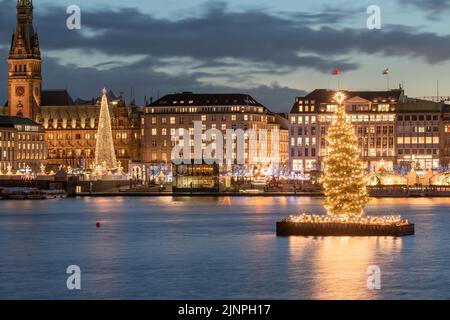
7, 0, 41, 119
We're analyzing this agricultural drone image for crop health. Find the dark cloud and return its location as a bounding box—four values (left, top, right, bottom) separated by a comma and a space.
398, 0, 450, 14
1, 0, 450, 111
11, 1, 450, 66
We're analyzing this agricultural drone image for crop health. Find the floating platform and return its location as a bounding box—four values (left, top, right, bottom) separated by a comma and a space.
276, 218, 415, 237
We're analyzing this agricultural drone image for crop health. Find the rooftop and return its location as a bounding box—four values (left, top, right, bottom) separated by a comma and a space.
290, 89, 404, 113
397, 98, 444, 113
41, 90, 74, 106
148, 92, 264, 107
0, 115, 41, 128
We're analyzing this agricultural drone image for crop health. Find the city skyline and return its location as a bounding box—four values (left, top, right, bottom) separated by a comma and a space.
1, 0, 450, 112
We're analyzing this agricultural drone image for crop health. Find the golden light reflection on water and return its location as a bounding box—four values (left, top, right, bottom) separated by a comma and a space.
288, 236, 403, 300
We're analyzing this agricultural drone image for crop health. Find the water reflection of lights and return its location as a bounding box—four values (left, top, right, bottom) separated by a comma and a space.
288, 236, 403, 299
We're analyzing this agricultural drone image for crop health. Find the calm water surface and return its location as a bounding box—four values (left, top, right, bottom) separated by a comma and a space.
0, 196, 449, 300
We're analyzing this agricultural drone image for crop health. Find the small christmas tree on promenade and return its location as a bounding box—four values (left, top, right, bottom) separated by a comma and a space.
321, 92, 369, 217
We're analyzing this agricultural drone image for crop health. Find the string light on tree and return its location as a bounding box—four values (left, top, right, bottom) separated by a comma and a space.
94, 88, 117, 170
321, 92, 369, 217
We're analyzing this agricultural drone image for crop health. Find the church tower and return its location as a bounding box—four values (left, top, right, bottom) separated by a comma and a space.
8, 0, 42, 120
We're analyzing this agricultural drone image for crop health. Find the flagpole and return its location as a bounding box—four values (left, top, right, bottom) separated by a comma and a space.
383, 68, 390, 91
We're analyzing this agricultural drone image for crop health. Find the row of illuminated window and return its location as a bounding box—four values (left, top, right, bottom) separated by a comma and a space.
290, 115, 317, 124
43, 119, 96, 129
150, 126, 278, 136
49, 149, 128, 158
397, 137, 440, 145
317, 149, 395, 158
16, 133, 44, 141
16, 152, 46, 160
17, 143, 45, 151
0, 141, 13, 148
291, 159, 317, 172
146, 106, 264, 114
398, 126, 439, 133
47, 132, 137, 140
48, 133, 96, 140
316, 114, 395, 123
290, 137, 317, 147
18, 125, 41, 133
297, 104, 316, 112
148, 114, 267, 125
0, 132, 14, 140
291, 125, 395, 136
149, 152, 257, 162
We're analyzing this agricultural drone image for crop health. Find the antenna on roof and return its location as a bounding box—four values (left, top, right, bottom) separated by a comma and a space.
437, 80, 440, 102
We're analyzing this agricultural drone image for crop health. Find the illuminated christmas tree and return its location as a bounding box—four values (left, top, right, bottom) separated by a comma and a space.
321, 92, 369, 217
94, 88, 117, 170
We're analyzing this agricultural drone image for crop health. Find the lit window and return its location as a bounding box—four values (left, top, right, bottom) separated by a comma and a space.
326, 105, 337, 112
378, 104, 390, 112
152, 128, 157, 136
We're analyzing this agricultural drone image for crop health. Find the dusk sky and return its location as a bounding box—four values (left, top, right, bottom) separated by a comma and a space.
1, 0, 450, 111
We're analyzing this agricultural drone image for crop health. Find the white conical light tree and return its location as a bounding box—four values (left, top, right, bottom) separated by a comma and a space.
95, 88, 117, 170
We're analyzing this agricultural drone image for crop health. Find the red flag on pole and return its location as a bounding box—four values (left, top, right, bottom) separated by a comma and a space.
332, 68, 341, 75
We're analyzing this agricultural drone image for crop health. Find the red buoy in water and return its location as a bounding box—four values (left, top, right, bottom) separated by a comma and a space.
96, 222, 101, 228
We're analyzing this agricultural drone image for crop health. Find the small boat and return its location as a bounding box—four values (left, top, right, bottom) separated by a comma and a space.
27, 189, 46, 200
2, 188, 29, 200
44, 189, 67, 199
1, 188, 67, 200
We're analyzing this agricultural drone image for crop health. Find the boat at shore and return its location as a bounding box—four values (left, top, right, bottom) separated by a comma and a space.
0, 188, 67, 200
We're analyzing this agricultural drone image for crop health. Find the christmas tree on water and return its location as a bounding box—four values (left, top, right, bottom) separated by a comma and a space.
321, 93, 369, 217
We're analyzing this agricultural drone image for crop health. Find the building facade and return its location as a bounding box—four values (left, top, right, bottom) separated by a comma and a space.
288, 89, 450, 173
0, 116, 47, 172
441, 104, 450, 167
141, 93, 289, 184
396, 99, 444, 170
37, 91, 141, 170
2, 1, 141, 172
289, 89, 403, 173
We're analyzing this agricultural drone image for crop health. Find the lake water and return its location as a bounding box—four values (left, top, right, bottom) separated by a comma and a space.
0, 196, 449, 300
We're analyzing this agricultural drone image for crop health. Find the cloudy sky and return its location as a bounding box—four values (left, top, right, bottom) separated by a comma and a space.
1, 0, 450, 112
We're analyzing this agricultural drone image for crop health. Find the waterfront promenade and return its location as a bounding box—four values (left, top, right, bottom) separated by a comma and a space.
75, 186, 450, 198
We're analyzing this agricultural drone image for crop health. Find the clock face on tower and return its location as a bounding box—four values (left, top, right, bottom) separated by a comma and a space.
16, 86, 25, 97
